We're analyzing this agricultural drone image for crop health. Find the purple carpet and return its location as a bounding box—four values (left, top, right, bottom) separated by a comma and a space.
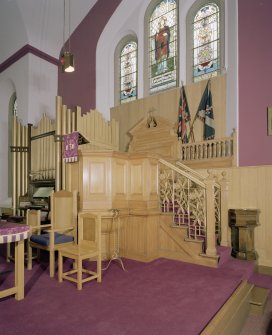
0, 248, 269, 335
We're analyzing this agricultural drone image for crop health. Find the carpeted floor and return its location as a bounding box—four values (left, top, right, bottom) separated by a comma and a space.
0, 248, 271, 335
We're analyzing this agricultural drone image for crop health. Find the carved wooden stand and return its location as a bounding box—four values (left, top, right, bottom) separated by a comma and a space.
229, 209, 259, 260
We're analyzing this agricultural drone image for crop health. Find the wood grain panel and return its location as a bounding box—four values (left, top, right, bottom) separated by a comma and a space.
150, 162, 159, 195
198, 165, 272, 267
89, 162, 106, 194
129, 162, 143, 195
111, 75, 226, 153
114, 159, 128, 195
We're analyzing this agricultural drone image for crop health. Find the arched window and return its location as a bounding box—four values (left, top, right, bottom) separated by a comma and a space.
187, 0, 224, 83
120, 41, 137, 104
114, 36, 138, 106
149, 0, 178, 94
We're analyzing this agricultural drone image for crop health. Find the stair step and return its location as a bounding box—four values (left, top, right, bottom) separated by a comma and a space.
217, 246, 232, 266
249, 286, 269, 315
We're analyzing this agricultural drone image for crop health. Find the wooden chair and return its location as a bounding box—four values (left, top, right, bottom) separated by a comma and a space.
26, 209, 41, 269
58, 212, 102, 290
28, 190, 78, 277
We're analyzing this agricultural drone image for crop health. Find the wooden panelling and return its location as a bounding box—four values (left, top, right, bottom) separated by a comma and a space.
111, 75, 226, 153
129, 161, 144, 196
198, 165, 272, 267
65, 150, 223, 266
66, 150, 161, 211
150, 162, 159, 195
113, 159, 128, 195
120, 210, 160, 262
128, 115, 179, 160
82, 156, 111, 210
88, 161, 107, 194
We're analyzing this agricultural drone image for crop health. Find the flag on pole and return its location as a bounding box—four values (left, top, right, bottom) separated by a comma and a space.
197, 81, 215, 140
177, 85, 191, 143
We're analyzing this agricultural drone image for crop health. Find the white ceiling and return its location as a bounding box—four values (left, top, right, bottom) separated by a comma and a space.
0, 0, 97, 62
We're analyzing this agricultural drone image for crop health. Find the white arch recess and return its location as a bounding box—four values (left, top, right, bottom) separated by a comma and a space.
0, 78, 16, 206
96, 0, 151, 119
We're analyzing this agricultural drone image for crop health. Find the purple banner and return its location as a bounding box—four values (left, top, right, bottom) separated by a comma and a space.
63, 131, 79, 163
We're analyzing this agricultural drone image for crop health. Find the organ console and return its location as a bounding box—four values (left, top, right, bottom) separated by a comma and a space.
19, 181, 54, 223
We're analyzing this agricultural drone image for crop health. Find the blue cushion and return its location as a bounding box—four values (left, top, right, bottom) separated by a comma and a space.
30, 232, 74, 246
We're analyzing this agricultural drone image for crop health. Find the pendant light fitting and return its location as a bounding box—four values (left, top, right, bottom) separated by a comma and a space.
61, 0, 74, 73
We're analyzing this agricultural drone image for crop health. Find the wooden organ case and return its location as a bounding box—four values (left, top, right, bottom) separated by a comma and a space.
11, 96, 119, 216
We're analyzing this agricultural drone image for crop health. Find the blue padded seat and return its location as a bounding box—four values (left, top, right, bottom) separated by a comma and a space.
30, 232, 74, 247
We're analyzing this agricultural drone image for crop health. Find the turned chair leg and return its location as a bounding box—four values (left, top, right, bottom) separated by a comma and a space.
49, 251, 55, 278
97, 256, 102, 283
77, 259, 82, 290
58, 252, 63, 283
27, 243, 32, 270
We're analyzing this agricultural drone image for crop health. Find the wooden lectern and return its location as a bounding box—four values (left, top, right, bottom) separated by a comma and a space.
228, 209, 259, 260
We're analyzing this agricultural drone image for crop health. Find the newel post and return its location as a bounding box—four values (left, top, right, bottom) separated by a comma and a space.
204, 171, 217, 257
219, 171, 231, 247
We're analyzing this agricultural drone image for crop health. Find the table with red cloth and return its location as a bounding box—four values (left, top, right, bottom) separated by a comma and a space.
0, 221, 29, 300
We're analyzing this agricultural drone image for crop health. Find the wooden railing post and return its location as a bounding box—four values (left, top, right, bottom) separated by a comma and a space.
219, 171, 231, 247
204, 171, 217, 257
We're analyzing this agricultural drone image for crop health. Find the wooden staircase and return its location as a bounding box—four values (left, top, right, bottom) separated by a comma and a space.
159, 214, 219, 267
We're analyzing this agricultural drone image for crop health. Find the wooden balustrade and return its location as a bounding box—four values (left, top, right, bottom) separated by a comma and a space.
180, 130, 237, 168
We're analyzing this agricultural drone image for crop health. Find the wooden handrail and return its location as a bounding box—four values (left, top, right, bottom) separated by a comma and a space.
175, 161, 205, 180
159, 158, 206, 188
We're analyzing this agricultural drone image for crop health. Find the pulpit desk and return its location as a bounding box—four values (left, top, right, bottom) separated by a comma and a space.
0, 221, 29, 300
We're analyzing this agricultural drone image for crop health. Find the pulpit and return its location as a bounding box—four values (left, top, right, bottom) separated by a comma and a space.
228, 209, 259, 260
65, 150, 161, 262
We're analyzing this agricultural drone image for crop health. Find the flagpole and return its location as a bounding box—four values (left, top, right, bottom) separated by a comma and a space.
180, 81, 195, 143
181, 81, 195, 143
188, 79, 213, 142
187, 112, 198, 142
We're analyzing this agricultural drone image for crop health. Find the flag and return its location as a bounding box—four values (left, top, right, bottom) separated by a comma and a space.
177, 85, 191, 143
197, 81, 215, 140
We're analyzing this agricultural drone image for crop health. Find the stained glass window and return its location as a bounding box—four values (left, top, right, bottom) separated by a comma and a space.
120, 41, 137, 104
193, 3, 219, 82
149, 0, 178, 94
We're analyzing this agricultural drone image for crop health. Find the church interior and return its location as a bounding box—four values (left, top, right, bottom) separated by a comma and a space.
0, 0, 272, 334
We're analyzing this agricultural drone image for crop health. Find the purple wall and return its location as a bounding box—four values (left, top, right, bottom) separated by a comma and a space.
58, 0, 122, 112
238, 0, 272, 166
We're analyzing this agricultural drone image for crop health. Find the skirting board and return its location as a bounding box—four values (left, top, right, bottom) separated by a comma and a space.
257, 265, 272, 276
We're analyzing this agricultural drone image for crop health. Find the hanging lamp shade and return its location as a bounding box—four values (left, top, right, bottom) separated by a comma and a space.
61, 51, 75, 73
